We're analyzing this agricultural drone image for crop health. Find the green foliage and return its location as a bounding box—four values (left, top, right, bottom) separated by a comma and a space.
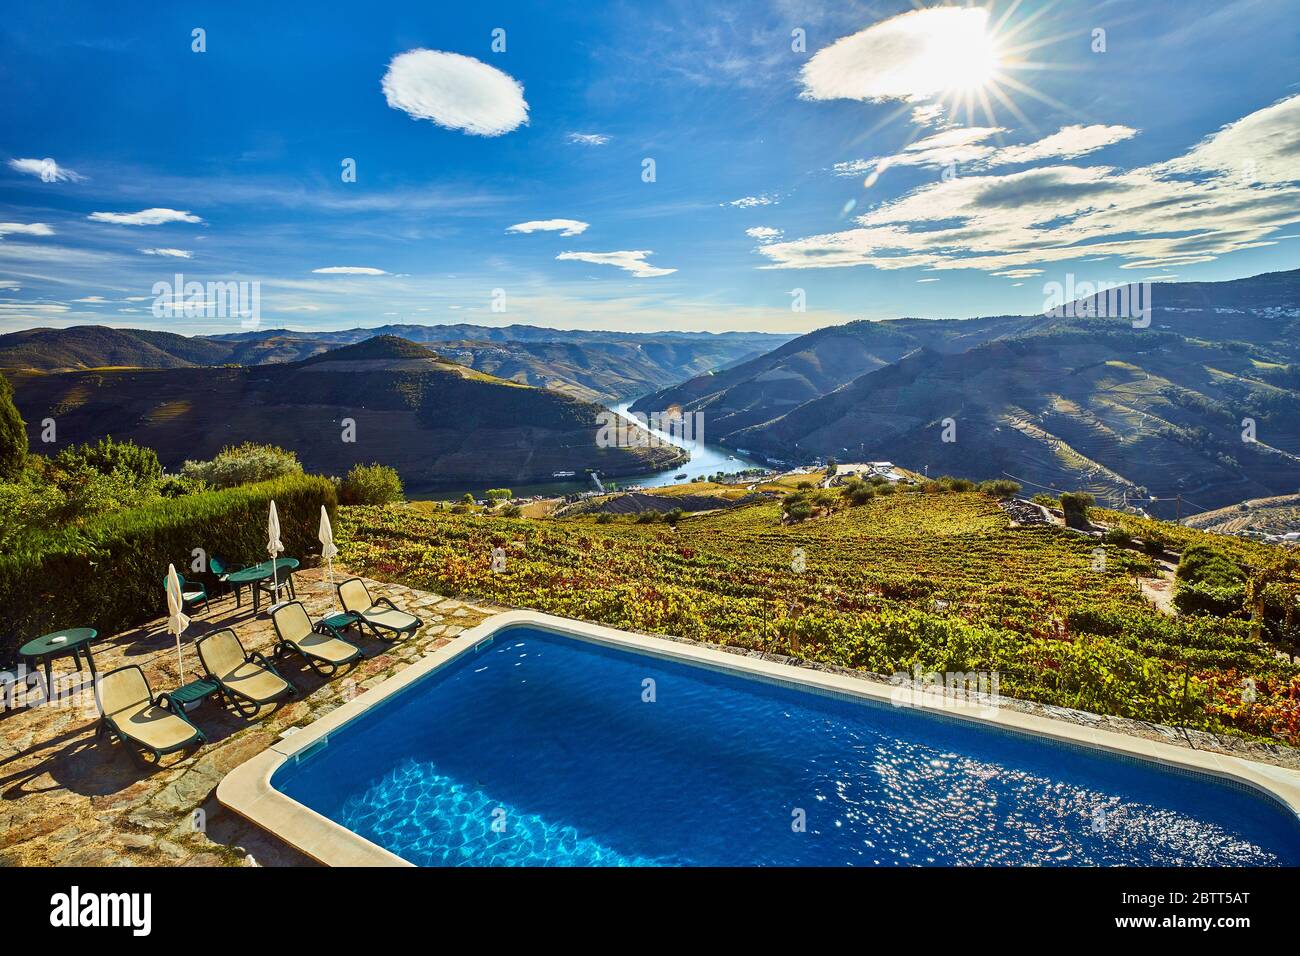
485, 488, 513, 502
0, 474, 337, 663
663, 507, 684, 526
0, 372, 27, 481
782, 492, 813, 522
55, 436, 162, 488
336, 490, 1300, 746
841, 477, 877, 506
499, 503, 523, 518
180, 442, 302, 489
338, 462, 404, 506
635, 510, 662, 524
595, 512, 615, 524
978, 479, 1021, 498
460, 492, 475, 504
1174, 544, 1246, 616
1059, 491, 1095, 527
1103, 527, 1134, 548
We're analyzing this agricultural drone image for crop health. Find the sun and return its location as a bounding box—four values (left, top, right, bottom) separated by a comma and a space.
924, 15, 1004, 93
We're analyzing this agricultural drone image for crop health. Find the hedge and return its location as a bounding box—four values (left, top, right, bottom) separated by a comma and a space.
0, 474, 337, 664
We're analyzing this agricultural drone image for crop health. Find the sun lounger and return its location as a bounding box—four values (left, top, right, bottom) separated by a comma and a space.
94, 665, 205, 764
337, 577, 422, 640
196, 628, 295, 717
271, 601, 364, 676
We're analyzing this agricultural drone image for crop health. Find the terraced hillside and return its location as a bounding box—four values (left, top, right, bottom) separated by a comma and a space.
337, 490, 1300, 746
6, 337, 683, 486
633, 270, 1300, 515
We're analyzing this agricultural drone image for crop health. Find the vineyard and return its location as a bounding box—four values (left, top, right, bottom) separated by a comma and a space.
337, 492, 1300, 746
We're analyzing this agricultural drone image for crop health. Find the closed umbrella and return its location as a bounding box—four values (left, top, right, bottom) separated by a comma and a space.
165, 563, 190, 682
267, 499, 284, 606
318, 505, 339, 610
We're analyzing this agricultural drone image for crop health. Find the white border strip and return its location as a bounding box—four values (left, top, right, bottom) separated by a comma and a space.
218, 609, 1300, 867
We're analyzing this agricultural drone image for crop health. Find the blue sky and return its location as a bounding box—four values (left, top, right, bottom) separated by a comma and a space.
1, 0, 1298, 335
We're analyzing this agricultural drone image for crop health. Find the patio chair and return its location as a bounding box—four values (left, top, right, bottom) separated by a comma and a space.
196, 628, 296, 718
94, 665, 206, 765
271, 601, 364, 677
338, 577, 422, 641
162, 572, 210, 615
209, 555, 246, 603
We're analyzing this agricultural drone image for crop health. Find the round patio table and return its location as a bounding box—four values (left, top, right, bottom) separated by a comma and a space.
19, 627, 97, 704
226, 558, 299, 612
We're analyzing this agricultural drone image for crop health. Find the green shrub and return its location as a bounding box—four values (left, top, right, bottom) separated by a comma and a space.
181, 442, 302, 489
0, 474, 336, 663
338, 463, 404, 506
499, 504, 522, 518
783, 492, 813, 522
0, 372, 26, 481
55, 436, 161, 488
595, 512, 615, 524
664, 507, 685, 526
1059, 491, 1095, 527
978, 479, 1021, 498
1103, 527, 1134, 548
635, 511, 662, 524
1174, 544, 1246, 616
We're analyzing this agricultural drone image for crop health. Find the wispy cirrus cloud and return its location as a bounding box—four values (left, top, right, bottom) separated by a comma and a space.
311, 266, 389, 275
0, 222, 55, 238
745, 226, 783, 242
724, 194, 778, 208
556, 250, 676, 278
9, 157, 85, 182
139, 247, 192, 258
834, 125, 1138, 179
507, 219, 589, 237
382, 49, 528, 137
88, 208, 203, 226
567, 133, 609, 146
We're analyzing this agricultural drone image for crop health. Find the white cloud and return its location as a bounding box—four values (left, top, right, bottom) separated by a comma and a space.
88, 208, 203, 226
556, 250, 676, 278
916, 278, 940, 283
746, 226, 783, 242
507, 219, 589, 237
992, 269, 1044, 279
567, 133, 609, 146
8, 157, 85, 183
835, 124, 1136, 178
724, 194, 777, 208
139, 247, 193, 258
382, 49, 528, 137
1161, 92, 1300, 184
311, 266, 389, 275
800, 7, 995, 103
0, 222, 55, 238
72, 296, 108, 303
994, 125, 1138, 164
0, 280, 19, 290
279, 304, 321, 312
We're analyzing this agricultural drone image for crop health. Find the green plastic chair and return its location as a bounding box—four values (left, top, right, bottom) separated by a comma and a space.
163, 572, 210, 615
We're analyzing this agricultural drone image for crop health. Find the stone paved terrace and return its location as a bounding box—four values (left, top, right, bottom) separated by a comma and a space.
0, 564, 500, 867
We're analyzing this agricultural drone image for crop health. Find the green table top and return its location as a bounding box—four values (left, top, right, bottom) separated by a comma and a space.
20, 627, 97, 657
226, 557, 299, 583
167, 678, 220, 705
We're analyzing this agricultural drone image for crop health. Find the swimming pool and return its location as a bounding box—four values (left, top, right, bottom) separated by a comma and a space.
221, 611, 1300, 866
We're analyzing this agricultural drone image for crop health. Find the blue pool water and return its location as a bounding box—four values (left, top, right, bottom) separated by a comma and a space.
272, 626, 1300, 866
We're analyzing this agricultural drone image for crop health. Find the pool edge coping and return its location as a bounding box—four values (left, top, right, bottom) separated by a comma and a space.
217, 608, 1300, 867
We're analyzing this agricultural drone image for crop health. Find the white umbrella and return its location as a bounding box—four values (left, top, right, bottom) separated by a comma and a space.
318, 505, 338, 610
165, 563, 190, 682
267, 499, 284, 607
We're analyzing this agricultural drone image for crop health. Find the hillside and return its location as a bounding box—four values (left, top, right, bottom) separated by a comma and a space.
1183, 493, 1300, 536
6, 336, 684, 486
0, 324, 792, 403
336, 489, 1300, 747
633, 270, 1300, 514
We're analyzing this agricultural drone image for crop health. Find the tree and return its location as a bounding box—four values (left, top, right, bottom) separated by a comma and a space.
338, 463, 404, 505
485, 488, 513, 502
0, 372, 27, 481
181, 442, 302, 488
